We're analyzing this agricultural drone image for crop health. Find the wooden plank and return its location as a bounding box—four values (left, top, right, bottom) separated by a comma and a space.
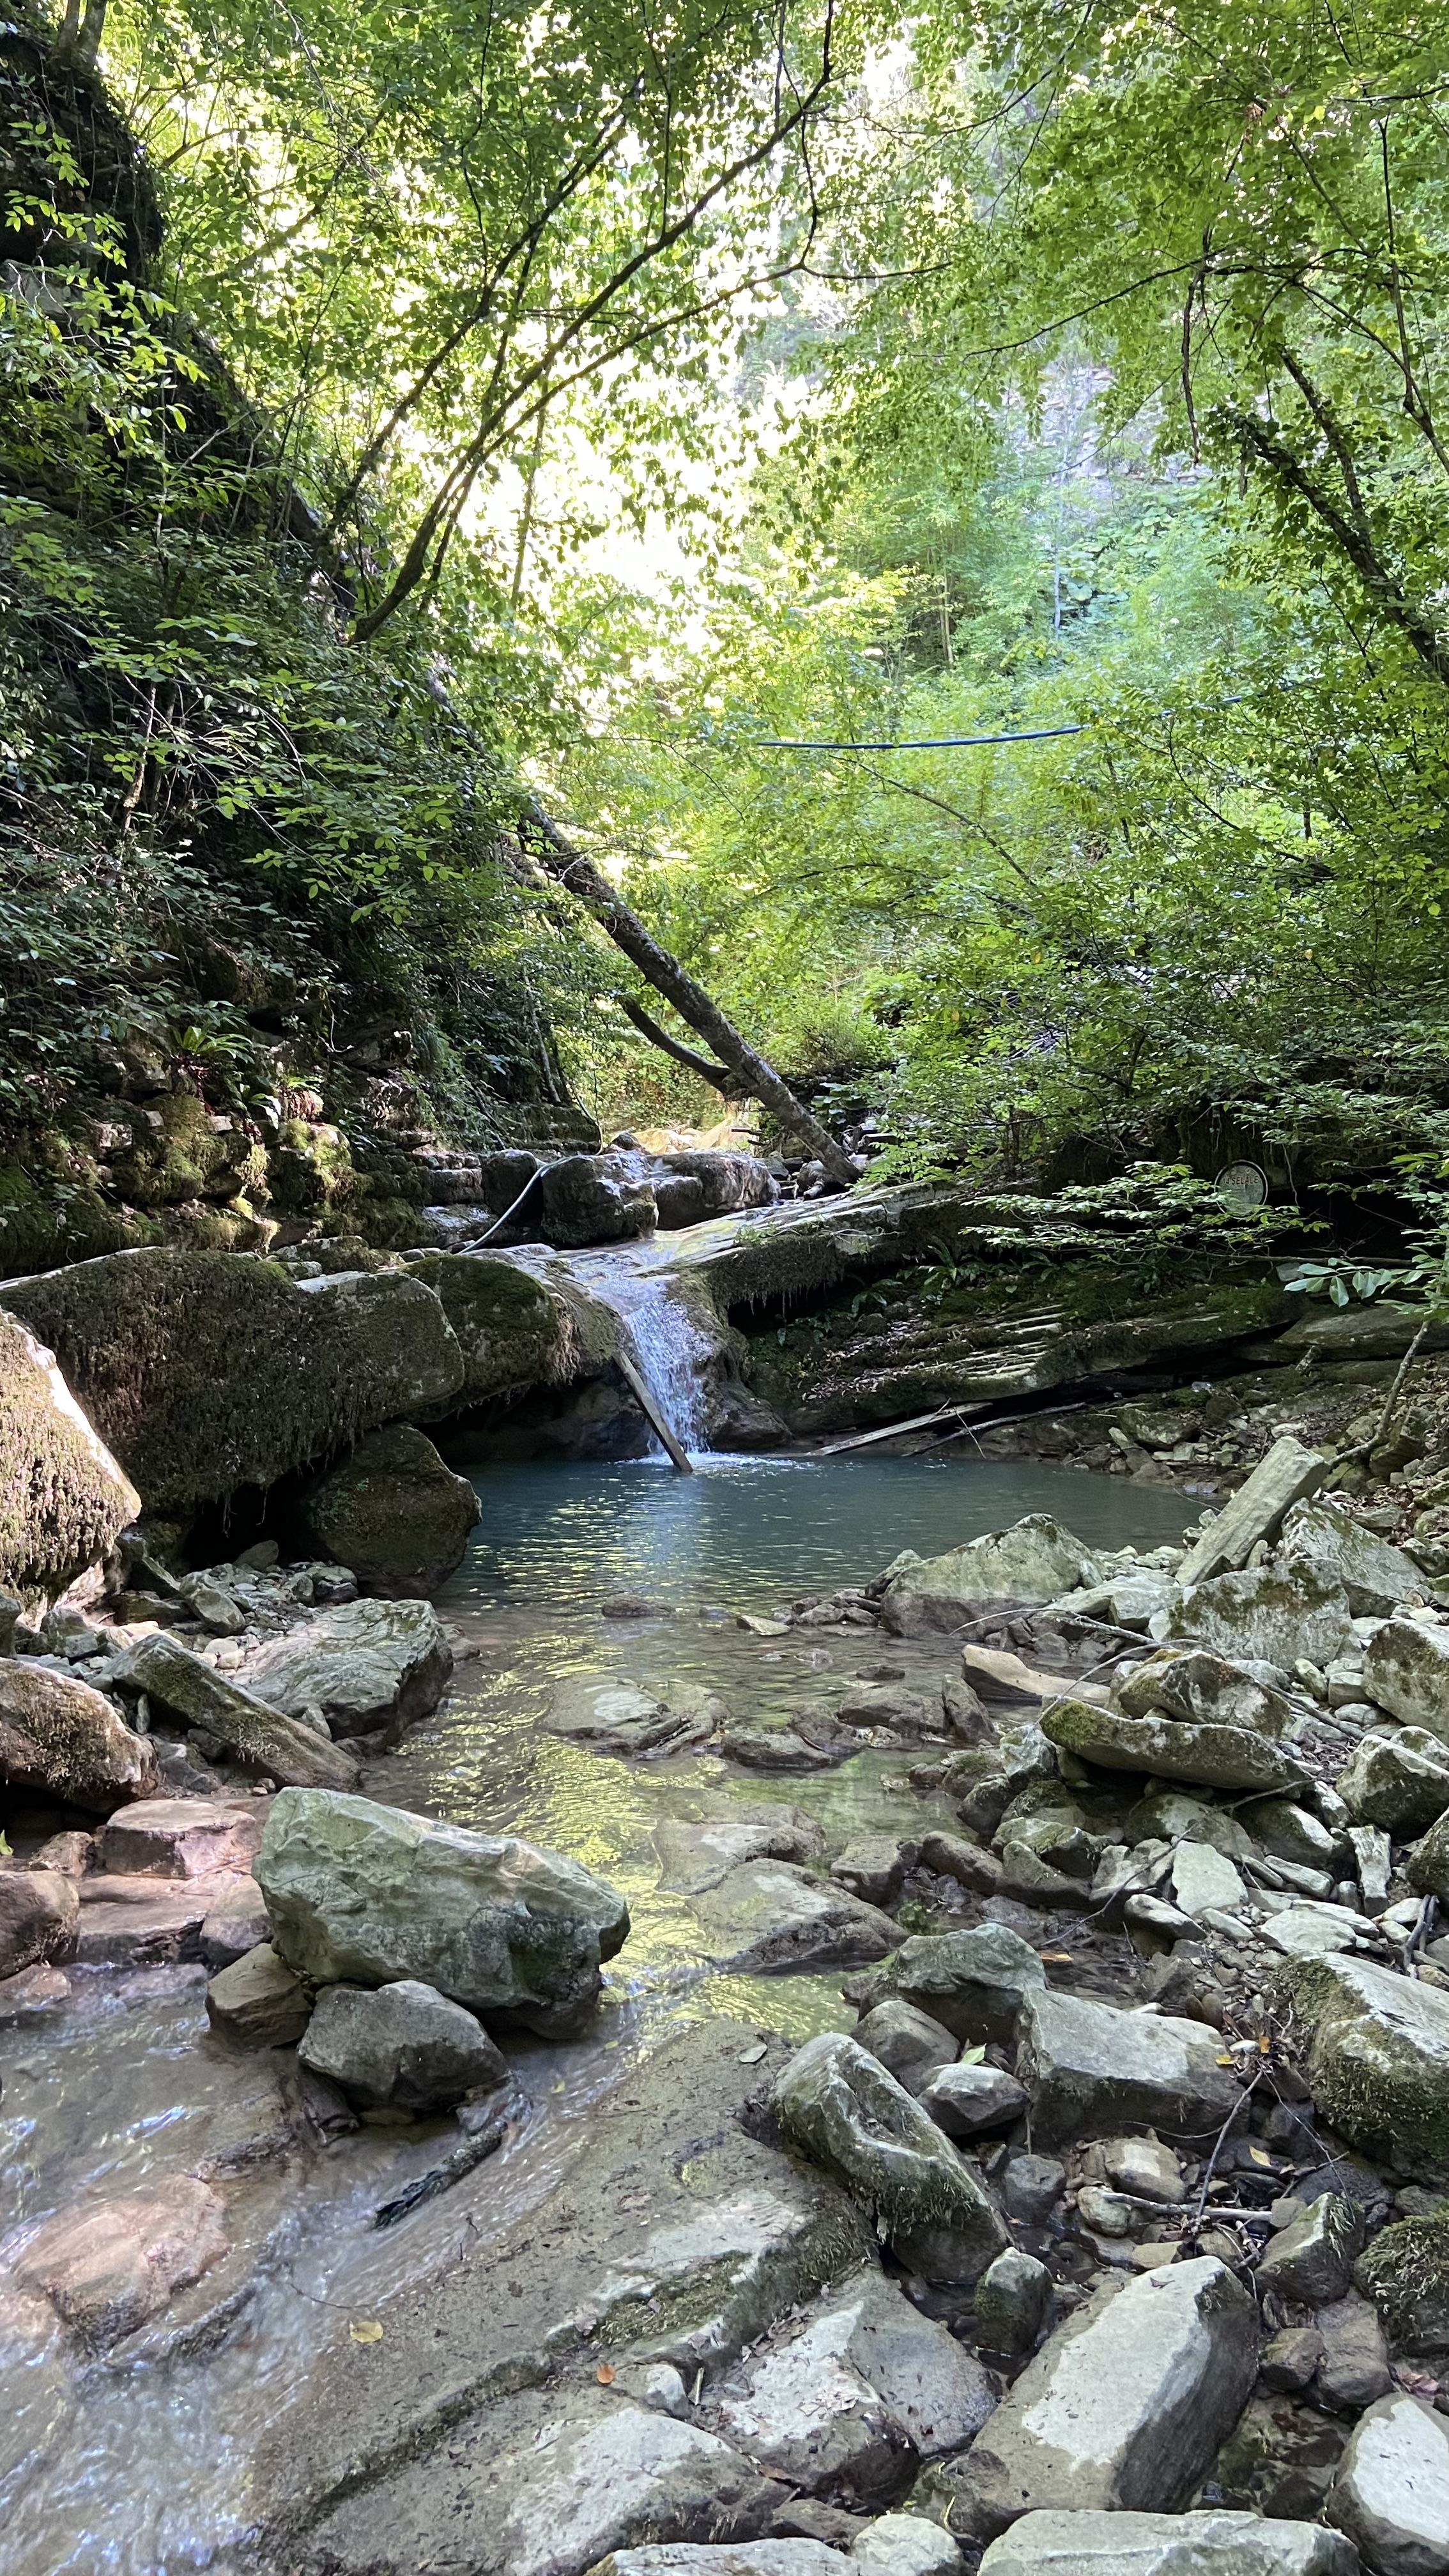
818, 1404, 975, 1455
616, 1349, 694, 1472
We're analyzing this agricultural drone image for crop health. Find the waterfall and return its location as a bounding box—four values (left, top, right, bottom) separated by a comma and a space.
618, 1283, 713, 1457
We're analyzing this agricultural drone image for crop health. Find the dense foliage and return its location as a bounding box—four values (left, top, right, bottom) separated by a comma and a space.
4, 0, 1449, 1252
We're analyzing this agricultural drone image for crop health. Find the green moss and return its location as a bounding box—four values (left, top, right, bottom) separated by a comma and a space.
1357, 2211, 1449, 2349
266, 1118, 359, 1216
0, 1247, 461, 1510
0, 1310, 139, 1596
408, 1252, 575, 1400
109, 1092, 267, 1209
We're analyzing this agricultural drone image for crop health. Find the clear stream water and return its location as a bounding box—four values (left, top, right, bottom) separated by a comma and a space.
0, 1454, 1193, 2574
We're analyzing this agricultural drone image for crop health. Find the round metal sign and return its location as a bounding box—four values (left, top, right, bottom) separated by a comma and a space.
1215, 1160, 1268, 1213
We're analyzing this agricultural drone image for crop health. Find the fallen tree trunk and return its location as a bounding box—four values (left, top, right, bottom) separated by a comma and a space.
520, 801, 858, 1188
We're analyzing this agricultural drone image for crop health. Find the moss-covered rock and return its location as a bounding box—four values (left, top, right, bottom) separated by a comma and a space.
406, 1252, 579, 1401
1356, 2210, 1449, 2351
108, 1094, 268, 1209
0, 1248, 464, 1510
296, 1423, 480, 1593
0, 1660, 157, 1809
1283, 1951, 1449, 2179
0, 1310, 141, 1597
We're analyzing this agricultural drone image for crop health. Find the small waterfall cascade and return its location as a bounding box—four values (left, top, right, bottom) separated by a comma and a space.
618, 1282, 713, 1457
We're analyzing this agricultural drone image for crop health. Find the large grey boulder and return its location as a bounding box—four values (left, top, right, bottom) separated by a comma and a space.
298, 1978, 506, 2111
1016, 1989, 1241, 2147
243, 1598, 453, 1738
688, 1862, 897, 1975
854, 2000, 960, 2096
117, 1630, 360, 1790
1282, 1497, 1428, 1618
0, 1866, 79, 1977
534, 1153, 657, 1248
1326, 2390, 1449, 2576
1338, 1726, 1449, 1837
1282, 1950, 1449, 2175
1165, 1565, 1354, 1673
255, 1786, 630, 2037
652, 1810, 824, 1892
880, 1517, 1101, 1635
1042, 1698, 1305, 1795
1257, 2194, 1364, 2306
1365, 1618, 1449, 1743
1116, 1649, 1292, 1738
919, 2061, 1028, 2140
296, 1424, 480, 1594
773, 2032, 1008, 2283
0, 1660, 156, 1811
977, 2510, 1357, 2575
1407, 1804, 1449, 1905
551, 1676, 723, 1756
847, 1926, 1046, 2044
1175, 1436, 1328, 1584
0, 1308, 140, 1597
0, 1250, 465, 1511
710, 2265, 995, 2503
946, 2258, 1259, 2537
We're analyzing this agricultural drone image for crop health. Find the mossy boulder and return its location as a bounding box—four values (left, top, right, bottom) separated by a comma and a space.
1044, 1694, 1306, 1794
254, 1786, 631, 2038
1282, 1952, 1449, 2179
108, 1093, 268, 1209
0, 1249, 465, 1511
0, 1661, 157, 1809
0, 1310, 141, 1598
1356, 2209, 1449, 2352
296, 1425, 480, 1594
772, 2030, 1008, 2284
406, 1252, 583, 1402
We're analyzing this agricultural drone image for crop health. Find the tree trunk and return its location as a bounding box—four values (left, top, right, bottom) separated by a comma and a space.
521, 801, 857, 1186
619, 996, 737, 1092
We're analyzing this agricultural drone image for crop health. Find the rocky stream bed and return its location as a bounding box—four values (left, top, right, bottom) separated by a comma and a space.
6, 1440, 1449, 2576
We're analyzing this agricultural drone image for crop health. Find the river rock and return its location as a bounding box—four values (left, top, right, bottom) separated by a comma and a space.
534, 1152, 657, 1246
1407, 1799, 1449, 1905
977, 2511, 1357, 2575
199, 1874, 270, 1967
0, 1248, 466, 1512
298, 1977, 506, 2110
1338, 1727, 1449, 1836
773, 2032, 1008, 2283
1175, 1436, 1329, 1585
831, 1838, 907, 1905
1103, 2136, 1184, 2203
295, 1423, 480, 1594
1259, 1901, 1365, 1959
1166, 1565, 1354, 1673
551, 1676, 722, 1755
919, 2062, 1028, 2139
880, 1518, 1101, 1635
1365, 1617, 1449, 1742
96, 1795, 264, 1880
854, 2000, 960, 2095
853, 2519, 963, 2576
1356, 2210, 1449, 2351
255, 1785, 629, 2037
1042, 1698, 1304, 1795
0, 1660, 157, 1810
0, 1307, 141, 1597
0, 1866, 79, 1977
1317, 2292, 1392, 2413
1016, 1989, 1241, 2147
1257, 2194, 1364, 2306
689, 1862, 897, 1974
1282, 1951, 1449, 2174
1170, 1843, 1247, 1918
6, 2175, 227, 2349
833, 1682, 935, 1736
1326, 2390, 1449, 2575
243, 1597, 453, 1739
1116, 1649, 1292, 1738
652, 1811, 825, 1892
1282, 1498, 1428, 1618
117, 1632, 360, 1790
847, 1926, 1046, 2044
974, 2248, 1052, 2359
710, 2266, 995, 2503
918, 1831, 1001, 1895
206, 1940, 312, 2046
944, 2257, 1259, 2537
72, 1867, 245, 1965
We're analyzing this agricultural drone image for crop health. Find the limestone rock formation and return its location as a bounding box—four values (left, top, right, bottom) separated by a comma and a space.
0, 1308, 140, 1598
